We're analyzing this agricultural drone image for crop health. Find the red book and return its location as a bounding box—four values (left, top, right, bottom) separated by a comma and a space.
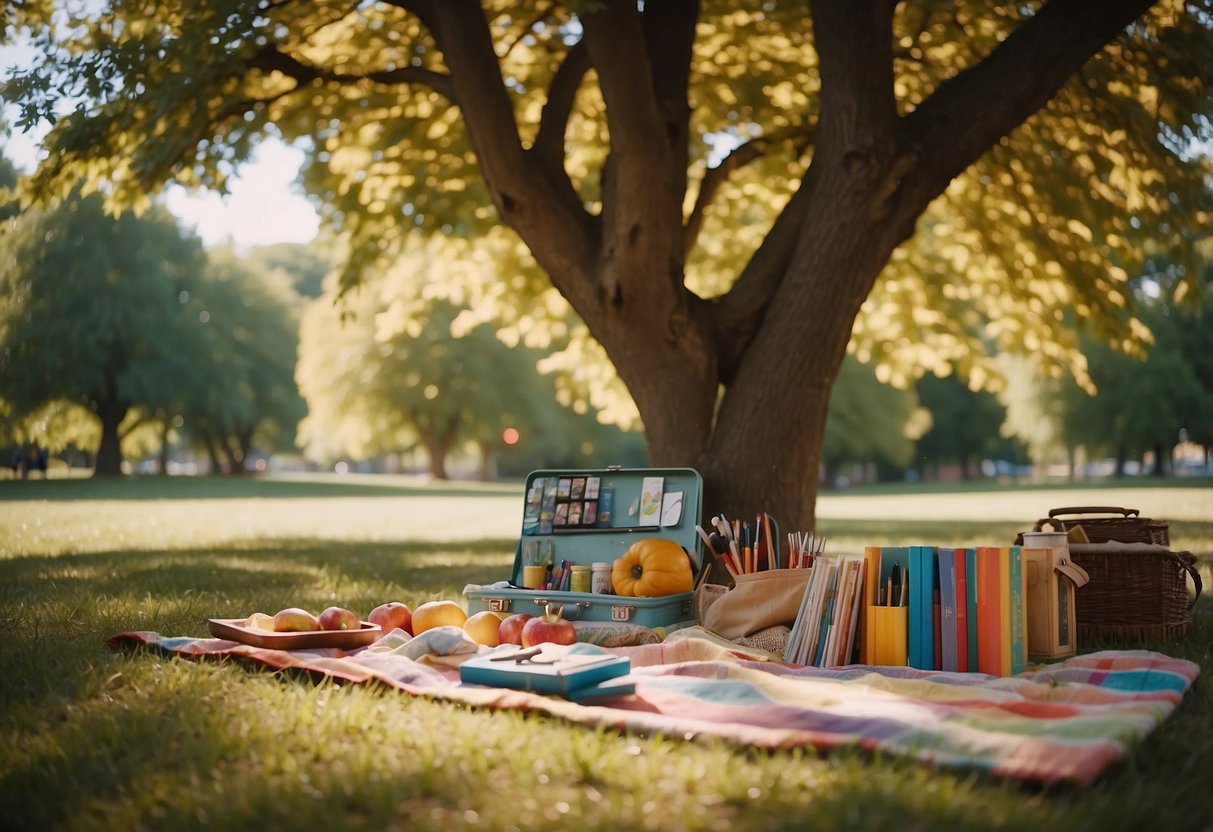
932, 589, 942, 671
954, 548, 969, 673
975, 546, 1002, 675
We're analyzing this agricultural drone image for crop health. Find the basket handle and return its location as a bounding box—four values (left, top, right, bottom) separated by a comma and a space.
1047, 506, 1140, 519
1171, 552, 1204, 609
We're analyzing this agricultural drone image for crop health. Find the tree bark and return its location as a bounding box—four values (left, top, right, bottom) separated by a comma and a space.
412, 0, 1158, 530
92, 396, 128, 477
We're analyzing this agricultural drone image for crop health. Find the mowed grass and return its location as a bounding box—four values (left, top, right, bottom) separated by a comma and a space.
1, 475, 1211, 832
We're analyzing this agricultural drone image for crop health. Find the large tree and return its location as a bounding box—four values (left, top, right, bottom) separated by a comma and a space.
0, 195, 209, 474
5, 2, 1210, 525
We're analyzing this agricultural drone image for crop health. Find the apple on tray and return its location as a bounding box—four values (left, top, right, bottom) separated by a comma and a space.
368, 601, 412, 636
273, 607, 320, 632
318, 605, 361, 631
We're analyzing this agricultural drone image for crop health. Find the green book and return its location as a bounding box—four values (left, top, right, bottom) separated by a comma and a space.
1008, 545, 1026, 675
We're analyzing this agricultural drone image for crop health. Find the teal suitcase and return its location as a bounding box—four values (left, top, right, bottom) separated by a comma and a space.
464, 466, 703, 628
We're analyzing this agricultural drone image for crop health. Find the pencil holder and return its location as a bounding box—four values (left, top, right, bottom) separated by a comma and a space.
522, 565, 546, 589
867, 605, 908, 667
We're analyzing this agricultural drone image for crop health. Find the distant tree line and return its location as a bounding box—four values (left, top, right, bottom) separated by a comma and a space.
1, 161, 1207, 482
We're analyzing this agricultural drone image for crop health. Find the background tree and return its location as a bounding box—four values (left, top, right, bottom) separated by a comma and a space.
181, 249, 307, 474
0, 194, 209, 475
7, 2, 1211, 525
914, 373, 1007, 480
820, 356, 924, 488
245, 242, 334, 300
297, 240, 575, 478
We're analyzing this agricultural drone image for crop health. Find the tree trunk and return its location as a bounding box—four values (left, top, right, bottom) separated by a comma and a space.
421, 434, 450, 480
158, 418, 171, 476
417, 414, 460, 480
424, 0, 1158, 532
93, 398, 128, 476
1151, 441, 1167, 476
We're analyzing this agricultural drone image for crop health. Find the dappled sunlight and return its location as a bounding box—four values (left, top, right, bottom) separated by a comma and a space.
1, 495, 522, 558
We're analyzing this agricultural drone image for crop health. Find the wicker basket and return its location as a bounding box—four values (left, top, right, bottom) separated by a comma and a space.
1066, 542, 1201, 643
1017, 507, 1199, 643
1031, 505, 1170, 546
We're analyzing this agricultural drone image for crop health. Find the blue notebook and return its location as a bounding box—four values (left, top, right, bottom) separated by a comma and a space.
460, 644, 631, 696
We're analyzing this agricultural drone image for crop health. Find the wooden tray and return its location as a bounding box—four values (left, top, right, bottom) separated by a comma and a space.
208, 618, 382, 650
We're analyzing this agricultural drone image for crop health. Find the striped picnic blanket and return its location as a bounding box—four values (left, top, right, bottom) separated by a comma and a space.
107, 626, 1197, 786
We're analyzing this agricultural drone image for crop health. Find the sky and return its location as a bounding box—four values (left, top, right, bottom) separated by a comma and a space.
1, 28, 319, 252
3, 120, 321, 251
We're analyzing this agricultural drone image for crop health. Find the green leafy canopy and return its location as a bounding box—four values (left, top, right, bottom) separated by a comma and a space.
6, 1, 1210, 395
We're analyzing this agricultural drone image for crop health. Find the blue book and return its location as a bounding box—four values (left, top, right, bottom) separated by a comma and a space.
937, 548, 958, 672
460, 644, 630, 696
908, 545, 937, 670
1008, 545, 1026, 675
965, 547, 979, 671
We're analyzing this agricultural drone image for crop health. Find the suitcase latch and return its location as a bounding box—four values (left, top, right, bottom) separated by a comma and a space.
487, 597, 512, 613
611, 605, 633, 622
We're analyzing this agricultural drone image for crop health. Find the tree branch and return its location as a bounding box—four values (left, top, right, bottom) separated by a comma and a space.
684, 123, 816, 259
246, 45, 455, 101
424, 1, 598, 299
899, 0, 1157, 219
531, 39, 589, 166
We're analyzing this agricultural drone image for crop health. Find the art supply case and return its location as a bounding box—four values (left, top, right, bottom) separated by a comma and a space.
465, 467, 703, 628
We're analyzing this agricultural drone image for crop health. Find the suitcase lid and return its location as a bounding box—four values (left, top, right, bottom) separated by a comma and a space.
511, 466, 704, 584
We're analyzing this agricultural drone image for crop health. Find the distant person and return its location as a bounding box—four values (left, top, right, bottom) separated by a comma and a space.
22, 443, 48, 478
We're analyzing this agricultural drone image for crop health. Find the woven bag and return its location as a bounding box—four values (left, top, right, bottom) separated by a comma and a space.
1030, 505, 1169, 546
1016, 507, 1199, 642
1066, 542, 1201, 642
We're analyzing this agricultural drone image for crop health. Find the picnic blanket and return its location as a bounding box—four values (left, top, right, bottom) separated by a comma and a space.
107, 626, 1198, 786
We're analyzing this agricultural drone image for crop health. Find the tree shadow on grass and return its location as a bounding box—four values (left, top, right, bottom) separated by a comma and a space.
0, 537, 518, 611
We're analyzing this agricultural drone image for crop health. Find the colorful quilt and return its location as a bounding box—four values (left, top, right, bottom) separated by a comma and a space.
107, 626, 1198, 786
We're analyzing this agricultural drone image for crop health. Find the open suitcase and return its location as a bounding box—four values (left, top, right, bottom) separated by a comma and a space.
464, 467, 703, 628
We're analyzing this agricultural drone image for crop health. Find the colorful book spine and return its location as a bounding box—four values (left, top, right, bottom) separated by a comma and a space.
937, 548, 958, 672
965, 547, 979, 672
1008, 545, 1026, 675
975, 547, 1001, 675
999, 546, 1012, 676
954, 547, 969, 673
908, 545, 937, 671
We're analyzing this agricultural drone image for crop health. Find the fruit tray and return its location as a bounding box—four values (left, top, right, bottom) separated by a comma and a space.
207, 618, 382, 650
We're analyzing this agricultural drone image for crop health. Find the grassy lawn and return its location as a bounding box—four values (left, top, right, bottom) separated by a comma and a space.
1, 475, 1210, 831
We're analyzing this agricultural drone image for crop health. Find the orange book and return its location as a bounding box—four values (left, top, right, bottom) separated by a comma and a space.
975, 547, 1002, 675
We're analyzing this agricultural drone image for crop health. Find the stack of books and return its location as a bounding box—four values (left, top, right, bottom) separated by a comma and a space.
782, 554, 866, 667
861, 545, 1028, 676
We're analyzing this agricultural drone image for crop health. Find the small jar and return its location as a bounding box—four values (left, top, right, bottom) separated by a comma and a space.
570, 564, 592, 593
591, 562, 612, 595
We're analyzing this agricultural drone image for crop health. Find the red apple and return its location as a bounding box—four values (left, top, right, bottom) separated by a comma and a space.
318, 605, 361, 631
368, 601, 413, 635
521, 609, 576, 647
497, 613, 533, 645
